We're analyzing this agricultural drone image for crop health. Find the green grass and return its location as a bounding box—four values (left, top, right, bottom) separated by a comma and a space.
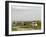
12, 20, 41, 31
12, 28, 17, 31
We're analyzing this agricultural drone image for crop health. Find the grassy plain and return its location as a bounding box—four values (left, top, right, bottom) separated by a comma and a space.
12, 20, 41, 31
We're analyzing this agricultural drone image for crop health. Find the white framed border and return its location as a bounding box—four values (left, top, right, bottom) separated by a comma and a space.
9, 3, 44, 35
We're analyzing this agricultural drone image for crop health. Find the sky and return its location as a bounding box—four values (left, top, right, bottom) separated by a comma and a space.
11, 4, 41, 21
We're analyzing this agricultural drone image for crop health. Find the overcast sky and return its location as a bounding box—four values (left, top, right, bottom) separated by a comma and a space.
11, 5, 41, 21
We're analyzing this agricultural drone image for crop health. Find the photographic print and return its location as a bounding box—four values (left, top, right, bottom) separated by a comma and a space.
5, 1, 45, 36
